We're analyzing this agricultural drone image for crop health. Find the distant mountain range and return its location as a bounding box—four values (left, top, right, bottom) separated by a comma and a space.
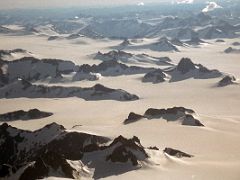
0, 7, 239, 40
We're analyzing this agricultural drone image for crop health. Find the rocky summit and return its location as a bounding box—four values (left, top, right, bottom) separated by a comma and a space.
124, 107, 204, 127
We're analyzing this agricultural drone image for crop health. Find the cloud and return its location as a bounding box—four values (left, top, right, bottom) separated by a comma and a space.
202, 2, 222, 12
175, 0, 194, 4
137, 2, 145, 6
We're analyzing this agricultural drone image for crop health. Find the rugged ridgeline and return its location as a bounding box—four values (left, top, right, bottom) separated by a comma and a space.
142, 58, 223, 83
0, 51, 162, 86
74, 60, 156, 79
111, 36, 208, 53
0, 79, 139, 101
0, 56, 76, 86
139, 37, 180, 52
124, 107, 204, 127
0, 123, 193, 179
93, 50, 173, 66
1, 10, 239, 40
0, 109, 53, 122
0, 49, 33, 60
74, 13, 240, 40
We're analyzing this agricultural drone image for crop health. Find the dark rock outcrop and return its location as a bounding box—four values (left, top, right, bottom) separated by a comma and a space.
224, 47, 240, 53
218, 75, 236, 87
106, 136, 148, 166
148, 146, 159, 150
0, 109, 53, 121
124, 107, 204, 127
176, 58, 196, 74
167, 58, 223, 82
94, 50, 133, 61
0, 123, 110, 179
142, 69, 167, 83
124, 112, 144, 124
163, 148, 193, 158
215, 39, 225, 42
150, 37, 179, 52
0, 123, 154, 179
0, 56, 76, 84
19, 151, 80, 180
75, 60, 155, 77
94, 50, 173, 66
0, 49, 27, 58
0, 79, 139, 101
120, 39, 132, 46
0, 122, 195, 179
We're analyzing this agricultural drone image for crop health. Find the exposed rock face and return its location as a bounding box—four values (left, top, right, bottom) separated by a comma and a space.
0, 123, 154, 179
124, 112, 144, 124
224, 47, 240, 53
176, 58, 196, 74
232, 42, 240, 46
0, 49, 27, 58
0, 57, 75, 84
19, 151, 80, 180
1, 123, 195, 179
218, 75, 236, 87
94, 50, 173, 66
75, 60, 155, 77
216, 39, 225, 42
148, 146, 159, 150
0, 123, 110, 179
0, 123, 65, 172
106, 136, 148, 166
150, 37, 179, 52
0, 109, 53, 121
94, 50, 133, 61
168, 58, 222, 82
142, 69, 167, 83
163, 148, 193, 158
0, 79, 139, 101
124, 107, 204, 127
0, 69, 9, 87
120, 39, 132, 46
47, 36, 60, 41
72, 72, 101, 81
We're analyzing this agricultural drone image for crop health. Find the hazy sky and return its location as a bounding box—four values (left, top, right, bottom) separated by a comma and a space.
0, 0, 169, 9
